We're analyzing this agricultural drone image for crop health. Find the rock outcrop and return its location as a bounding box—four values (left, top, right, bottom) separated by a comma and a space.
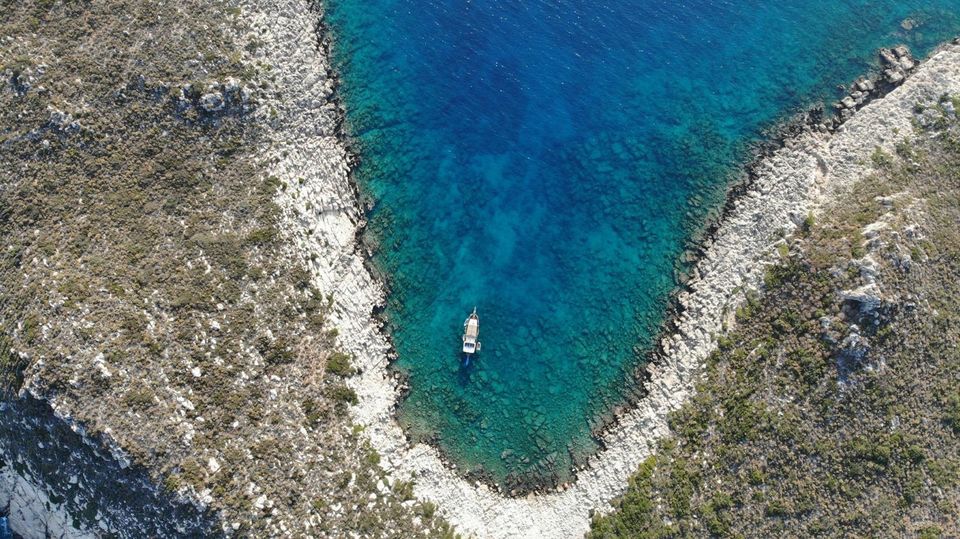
832, 46, 918, 123
0, 395, 218, 537
177, 79, 255, 117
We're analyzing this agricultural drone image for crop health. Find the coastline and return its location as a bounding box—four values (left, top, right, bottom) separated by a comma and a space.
252, 1, 960, 536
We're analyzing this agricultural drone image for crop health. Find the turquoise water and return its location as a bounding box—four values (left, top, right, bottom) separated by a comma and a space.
325, 1, 960, 490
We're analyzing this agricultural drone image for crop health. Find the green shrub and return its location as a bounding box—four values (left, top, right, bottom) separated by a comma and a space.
945, 393, 960, 434
123, 387, 156, 409
245, 227, 276, 245
327, 384, 358, 406
301, 398, 326, 426
418, 502, 436, 520
871, 146, 894, 168
326, 351, 353, 377
261, 337, 295, 365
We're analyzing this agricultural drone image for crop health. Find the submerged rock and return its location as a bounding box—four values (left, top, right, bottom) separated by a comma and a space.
855, 78, 875, 92
880, 48, 900, 67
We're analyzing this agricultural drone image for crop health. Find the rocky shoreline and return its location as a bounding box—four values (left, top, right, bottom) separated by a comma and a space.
2, 0, 958, 536
2, 1, 453, 536
627, 42, 928, 427
572, 39, 931, 499
260, 1, 960, 535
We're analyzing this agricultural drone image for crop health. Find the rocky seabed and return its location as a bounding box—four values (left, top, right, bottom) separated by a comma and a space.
246, 2, 960, 537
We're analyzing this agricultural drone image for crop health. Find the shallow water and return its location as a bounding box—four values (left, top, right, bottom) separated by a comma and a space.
325, 0, 960, 489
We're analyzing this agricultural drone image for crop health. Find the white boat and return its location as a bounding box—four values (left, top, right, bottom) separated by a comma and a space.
462, 307, 481, 355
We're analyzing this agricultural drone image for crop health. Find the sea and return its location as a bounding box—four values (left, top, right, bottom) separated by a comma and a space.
324, 0, 960, 490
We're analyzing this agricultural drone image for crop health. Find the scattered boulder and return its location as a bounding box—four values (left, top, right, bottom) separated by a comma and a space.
833, 46, 916, 119
47, 107, 71, 127
879, 48, 900, 67
200, 92, 225, 112
43, 107, 82, 137
853, 256, 880, 284
835, 324, 872, 380
945, 99, 957, 116
862, 221, 889, 252
223, 77, 241, 96
174, 79, 255, 117
4, 68, 31, 96
841, 282, 882, 319
840, 326, 869, 362
878, 46, 915, 85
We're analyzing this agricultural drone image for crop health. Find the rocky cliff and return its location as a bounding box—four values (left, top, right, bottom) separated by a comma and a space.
1, 395, 217, 536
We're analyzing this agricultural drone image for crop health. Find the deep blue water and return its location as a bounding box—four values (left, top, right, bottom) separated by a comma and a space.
0, 515, 11, 539
325, 0, 960, 489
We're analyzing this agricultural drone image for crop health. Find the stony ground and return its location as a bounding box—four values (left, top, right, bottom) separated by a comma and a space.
0, 1, 453, 536
588, 98, 960, 538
